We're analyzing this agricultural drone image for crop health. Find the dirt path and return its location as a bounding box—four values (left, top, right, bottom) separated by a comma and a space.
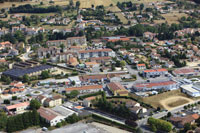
159, 96, 194, 111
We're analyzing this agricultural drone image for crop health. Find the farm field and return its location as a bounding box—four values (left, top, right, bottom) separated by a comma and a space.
142, 89, 194, 110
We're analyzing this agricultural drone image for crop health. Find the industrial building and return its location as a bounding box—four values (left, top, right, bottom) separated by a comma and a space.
3, 63, 55, 80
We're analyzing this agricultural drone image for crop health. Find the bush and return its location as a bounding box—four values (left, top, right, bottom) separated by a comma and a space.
56, 122, 62, 128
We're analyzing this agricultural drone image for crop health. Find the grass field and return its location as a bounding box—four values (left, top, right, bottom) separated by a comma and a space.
167, 98, 189, 108
115, 12, 128, 24
161, 12, 188, 24
142, 89, 194, 110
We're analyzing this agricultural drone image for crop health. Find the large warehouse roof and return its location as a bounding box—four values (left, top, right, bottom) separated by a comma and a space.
3, 65, 54, 78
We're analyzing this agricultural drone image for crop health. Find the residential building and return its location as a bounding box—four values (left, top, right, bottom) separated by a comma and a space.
38, 46, 61, 59
36, 95, 47, 105
83, 96, 96, 107
78, 48, 115, 59
107, 82, 129, 96
137, 64, 146, 70
170, 114, 199, 128
43, 95, 62, 107
65, 85, 103, 94
133, 81, 178, 91
142, 68, 168, 78
66, 36, 87, 46
46, 40, 67, 47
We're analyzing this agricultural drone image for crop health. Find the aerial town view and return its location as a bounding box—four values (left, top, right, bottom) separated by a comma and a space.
0, 0, 200, 132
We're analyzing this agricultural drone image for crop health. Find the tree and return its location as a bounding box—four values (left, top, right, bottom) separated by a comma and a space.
1, 75, 11, 85
32, 109, 40, 125
40, 71, 50, 79
140, 3, 144, 10
12, 96, 17, 100
69, 0, 74, 6
3, 99, 10, 104
120, 60, 126, 68
148, 117, 172, 132
23, 74, 30, 83
30, 99, 41, 110
76, 1, 80, 9
56, 122, 62, 128
151, 124, 157, 132
71, 81, 76, 86
136, 127, 143, 133
0, 112, 7, 130
66, 90, 79, 99
167, 112, 172, 117
184, 123, 192, 132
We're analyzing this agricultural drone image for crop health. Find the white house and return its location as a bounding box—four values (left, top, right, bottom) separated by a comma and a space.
78, 49, 115, 59
142, 68, 168, 78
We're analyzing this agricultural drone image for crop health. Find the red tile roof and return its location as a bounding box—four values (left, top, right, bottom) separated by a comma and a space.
137, 64, 146, 67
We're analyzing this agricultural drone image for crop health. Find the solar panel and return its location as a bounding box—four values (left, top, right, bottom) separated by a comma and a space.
3, 65, 54, 78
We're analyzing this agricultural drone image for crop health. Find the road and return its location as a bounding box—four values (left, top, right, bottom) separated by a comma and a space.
20, 50, 33, 61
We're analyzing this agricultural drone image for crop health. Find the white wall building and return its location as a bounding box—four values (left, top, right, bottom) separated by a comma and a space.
181, 84, 200, 97
78, 49, 115, 59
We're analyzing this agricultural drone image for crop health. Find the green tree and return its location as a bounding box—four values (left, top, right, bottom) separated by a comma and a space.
0, 112, 7, 130
76, 1, 80, 9
71, 81, 76, 86
70, 90, 79, 98
3, 99, 10, 104
12, 96, 17, 100
30, 99, 41, 110
184, 123, 192, 132
56, 122, 62, 128
152, 124, 157, 132
40, 71, 50, 79
23, 74, 30, 83
140, 3, 144, 10
136, 127, 143, 133
120, 60, 126, 68
32, 109, 40, 125
69, 0, 74, 6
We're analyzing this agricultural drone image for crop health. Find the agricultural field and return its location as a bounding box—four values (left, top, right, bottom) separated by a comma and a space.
142, 89, 194, 110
